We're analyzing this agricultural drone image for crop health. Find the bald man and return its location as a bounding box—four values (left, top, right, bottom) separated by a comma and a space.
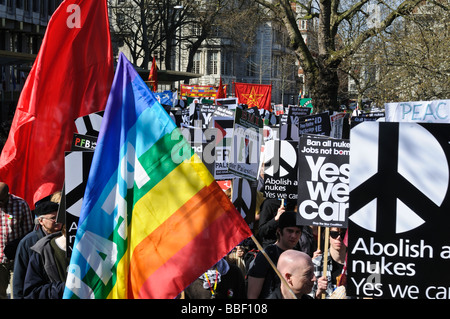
0, 182, 33, 298
267, 250, 316, 299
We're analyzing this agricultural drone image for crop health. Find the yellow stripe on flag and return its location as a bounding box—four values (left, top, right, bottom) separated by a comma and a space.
108, 154, 214, 298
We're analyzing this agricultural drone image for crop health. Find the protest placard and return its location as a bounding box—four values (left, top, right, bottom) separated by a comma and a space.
193, 103, 217, 128
350, 111, 385, 127
297, 135, 350, 228
215, 97, 238, 110
211, 116, 234, 180
228, 107, 263, 180
263, 139, 298, 201
330, 112, 346, 139
298, 112, 331, 136
232, 177, 257, 228
279, 106, 312, 140
64, 151, 94, 257
347, 122, 450, 299
385, 99, 450, 123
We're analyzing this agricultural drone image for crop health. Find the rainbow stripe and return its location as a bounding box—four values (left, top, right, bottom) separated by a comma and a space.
63, 53, 252, 299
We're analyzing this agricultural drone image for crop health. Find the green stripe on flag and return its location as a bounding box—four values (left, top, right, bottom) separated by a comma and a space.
133, 128, 194, 203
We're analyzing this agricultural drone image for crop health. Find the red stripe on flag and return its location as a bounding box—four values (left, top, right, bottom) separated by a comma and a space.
136, 211, 248, 299
127, 182, 251, 299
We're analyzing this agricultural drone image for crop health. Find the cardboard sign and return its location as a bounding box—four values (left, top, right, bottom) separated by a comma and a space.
385, 100, 450, 123
263, 139, 298, 201
228, 108, 263, 180
297, 135, 350, 227
347, 122, 450, 299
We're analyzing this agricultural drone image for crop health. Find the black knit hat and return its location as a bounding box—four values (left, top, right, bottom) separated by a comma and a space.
278, 211, 302, 229
35, 201, 59, 217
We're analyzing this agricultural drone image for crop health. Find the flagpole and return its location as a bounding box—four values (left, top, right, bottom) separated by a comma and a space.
250, 235, 297, 299
321, 227, 330, 299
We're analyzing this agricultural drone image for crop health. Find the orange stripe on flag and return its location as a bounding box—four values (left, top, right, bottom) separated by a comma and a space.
138, 212, 243, 298
127, 182, 236, 298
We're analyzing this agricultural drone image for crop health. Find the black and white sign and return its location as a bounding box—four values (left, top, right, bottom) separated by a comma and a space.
75, 111, 104, 137
215, 97, 238, 110
231, 177, 257, 228
298, 112, 331, 136
297, 135, 350, 227
263, 139, 298, 201
211, 118, 234, 180
347, 122, 450, 299
64, 151, 94, 257
229, 108, 263, 180
350, 112, 385, 127
279, 106, 312, 140
194, 104, 217, 128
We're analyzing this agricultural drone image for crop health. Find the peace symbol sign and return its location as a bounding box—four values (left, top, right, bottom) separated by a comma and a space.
349, 122, 449, 234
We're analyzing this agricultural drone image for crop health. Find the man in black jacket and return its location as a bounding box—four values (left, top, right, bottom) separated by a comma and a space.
12, 201, 61, 299
23, 223, 67, 299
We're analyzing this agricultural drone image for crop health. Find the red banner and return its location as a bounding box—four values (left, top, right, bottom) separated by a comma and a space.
0, 0, 113, 209
234, 82, 272, 110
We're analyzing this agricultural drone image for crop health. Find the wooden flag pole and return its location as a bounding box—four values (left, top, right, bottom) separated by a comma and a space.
251, 235, 297, 299
317, 226, 321, 251
321, 227, 330, 299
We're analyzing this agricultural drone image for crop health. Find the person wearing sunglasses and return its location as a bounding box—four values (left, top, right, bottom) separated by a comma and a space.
310, 227, 348, 299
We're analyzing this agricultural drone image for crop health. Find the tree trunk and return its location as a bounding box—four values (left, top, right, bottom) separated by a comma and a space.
308, 63, 340, 113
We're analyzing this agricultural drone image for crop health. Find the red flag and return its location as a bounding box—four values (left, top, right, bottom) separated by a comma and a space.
148, 57, 157, 92
0, 0, 114, 209
215, 77, 226, 101
234, 82, 272, 111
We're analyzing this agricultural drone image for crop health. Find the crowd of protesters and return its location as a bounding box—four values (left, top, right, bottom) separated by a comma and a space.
0, 178, 348, 299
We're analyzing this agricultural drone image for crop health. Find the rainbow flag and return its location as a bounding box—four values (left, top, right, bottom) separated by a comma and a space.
63, 53, 252, 299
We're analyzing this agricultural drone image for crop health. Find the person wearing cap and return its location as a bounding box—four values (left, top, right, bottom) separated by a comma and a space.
247, 211, 303, 299
12, 200, 62, 299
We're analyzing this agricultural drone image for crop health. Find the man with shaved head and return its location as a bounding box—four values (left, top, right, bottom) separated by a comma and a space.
267, 250, 316, 299
0, 182, 33, 298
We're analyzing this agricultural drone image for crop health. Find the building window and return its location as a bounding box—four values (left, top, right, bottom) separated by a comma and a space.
222, 51, 233, 76
300, 20, 307, 30
246, 54, 257, 77
193, 51, 201, 74
192, 23, 202, 36
208, 51, 218, 75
